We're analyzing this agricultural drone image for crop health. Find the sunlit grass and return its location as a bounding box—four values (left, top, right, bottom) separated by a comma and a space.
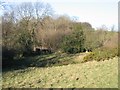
2, 57, 118, 88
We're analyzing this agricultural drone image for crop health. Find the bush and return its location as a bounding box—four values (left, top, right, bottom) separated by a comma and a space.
61, 25, 85, 54
83, 47, 118, 62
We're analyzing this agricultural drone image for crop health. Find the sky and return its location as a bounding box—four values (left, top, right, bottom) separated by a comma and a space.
0, 0, 119, 30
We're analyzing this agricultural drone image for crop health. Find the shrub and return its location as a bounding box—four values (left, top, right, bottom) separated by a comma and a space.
83, 47, 118, 62
82, 52, 94, 62
61, 25, 85, 54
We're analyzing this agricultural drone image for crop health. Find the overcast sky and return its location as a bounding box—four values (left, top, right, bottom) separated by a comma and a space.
1, 0, 119, 30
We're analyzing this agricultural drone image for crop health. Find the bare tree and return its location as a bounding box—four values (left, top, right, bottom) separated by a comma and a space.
13, 2, 53, 51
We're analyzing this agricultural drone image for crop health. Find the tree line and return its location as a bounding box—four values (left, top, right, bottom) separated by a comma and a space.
1, 2, 118, 60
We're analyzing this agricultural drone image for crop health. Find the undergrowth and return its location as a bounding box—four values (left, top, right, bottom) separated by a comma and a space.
83, 47, 118, 62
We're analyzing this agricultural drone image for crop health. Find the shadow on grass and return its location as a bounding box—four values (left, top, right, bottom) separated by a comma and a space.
2, 53, 77, 72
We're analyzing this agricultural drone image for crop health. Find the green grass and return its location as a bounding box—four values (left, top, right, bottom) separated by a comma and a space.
3, 52, 81, 71
2, 56, 118, 88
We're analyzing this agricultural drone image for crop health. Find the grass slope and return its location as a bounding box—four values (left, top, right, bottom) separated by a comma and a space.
2, 57, 118, 88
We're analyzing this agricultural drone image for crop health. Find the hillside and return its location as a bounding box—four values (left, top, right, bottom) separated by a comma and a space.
1, 1, 118, 89
2, 57, 118, 88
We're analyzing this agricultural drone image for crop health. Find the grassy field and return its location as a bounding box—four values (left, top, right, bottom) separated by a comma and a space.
2, 53, 118, 88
